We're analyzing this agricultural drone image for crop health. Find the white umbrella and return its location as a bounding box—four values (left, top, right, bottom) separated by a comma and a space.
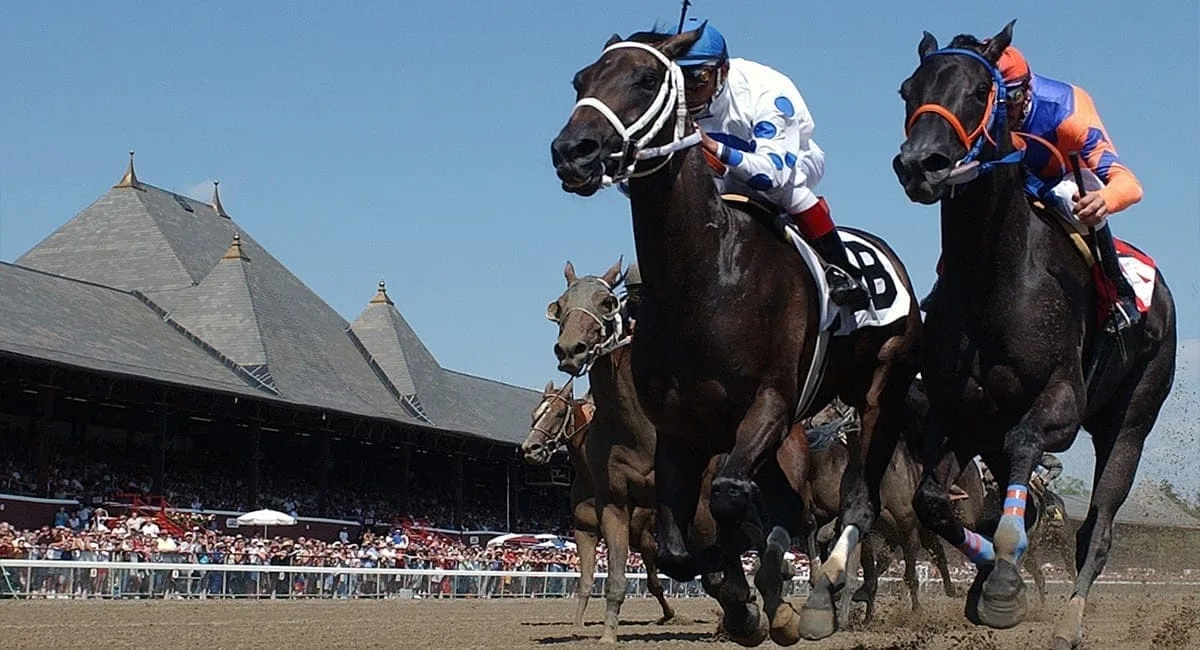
236, 509, 296, 537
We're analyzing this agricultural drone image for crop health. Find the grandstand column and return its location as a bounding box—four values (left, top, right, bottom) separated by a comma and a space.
33, 389, 55, 498
246, 421, 261, 509
455, 453, 465, 529
150, 407, 168, 496
398, 445, 411, 514
318, 430, 330, 517
507, 463, 520, 531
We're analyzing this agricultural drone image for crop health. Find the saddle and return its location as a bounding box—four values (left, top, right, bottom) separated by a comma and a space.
720, 192, 781, 225
1029, 196, 1156, 324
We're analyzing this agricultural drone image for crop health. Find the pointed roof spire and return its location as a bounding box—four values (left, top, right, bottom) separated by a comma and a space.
222, 232, 248, 262
370, 280, 394, 305
211, 181, 229, 218
113, 151, 142, 190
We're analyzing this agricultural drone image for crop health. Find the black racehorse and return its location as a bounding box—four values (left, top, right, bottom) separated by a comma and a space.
551, 26, 921, 645
893, 20, 1177, 649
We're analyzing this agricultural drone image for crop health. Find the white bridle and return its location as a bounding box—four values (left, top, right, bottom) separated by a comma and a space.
570, 41, 702, 186
547, 277, 632, 377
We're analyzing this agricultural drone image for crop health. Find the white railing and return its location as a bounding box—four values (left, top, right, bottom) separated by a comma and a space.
5, 560, 1185, 601
0, 559, 726, 600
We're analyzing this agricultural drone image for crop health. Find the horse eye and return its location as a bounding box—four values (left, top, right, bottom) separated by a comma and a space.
637, 73, 659, 91
972, 82, 990, 100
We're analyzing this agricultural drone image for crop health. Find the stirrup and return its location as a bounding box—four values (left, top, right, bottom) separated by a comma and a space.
1103, 299, 1140, 334
825, 266, 870, 309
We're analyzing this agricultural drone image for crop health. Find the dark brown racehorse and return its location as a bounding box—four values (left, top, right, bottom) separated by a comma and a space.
551, 27, 921, 645
893, 21, 1177, 649
527, 260, 676, 643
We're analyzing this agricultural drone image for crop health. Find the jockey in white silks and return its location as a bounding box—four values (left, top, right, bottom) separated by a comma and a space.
676, 22, 870, 308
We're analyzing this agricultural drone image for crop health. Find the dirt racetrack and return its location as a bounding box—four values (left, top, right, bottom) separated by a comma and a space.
0, 583, 1197, 649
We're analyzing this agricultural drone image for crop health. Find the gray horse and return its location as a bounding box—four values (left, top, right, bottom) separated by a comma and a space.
524, 260, 676, 643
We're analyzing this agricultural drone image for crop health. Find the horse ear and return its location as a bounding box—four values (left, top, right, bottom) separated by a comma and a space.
544, 380, 554, 393
564, 261, 577, 285
983, 20, 1016, 62
918, 31, 938, 59
602, 256, 623, 285
605, 33, 623, 48
657, 24, 704, 60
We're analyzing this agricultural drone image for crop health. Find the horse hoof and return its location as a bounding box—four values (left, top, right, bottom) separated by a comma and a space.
710, 477, 756, 521
798, 575, 839, 640
598, 630, 618, 644
851, 586, 871, 604
1051, 595, 1085, 649
768, 602, 802, 646
967, 560, 1027, 629
798, 604, 837, 640
726, 604, 769, 647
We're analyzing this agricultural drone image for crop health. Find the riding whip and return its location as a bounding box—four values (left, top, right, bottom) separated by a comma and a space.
676, 0, 692, 33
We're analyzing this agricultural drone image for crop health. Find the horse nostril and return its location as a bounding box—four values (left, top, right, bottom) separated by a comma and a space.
553, 343, 567, 360
921, 153, 952, 173
571, 342, 588, 356
571, 138, 599, 161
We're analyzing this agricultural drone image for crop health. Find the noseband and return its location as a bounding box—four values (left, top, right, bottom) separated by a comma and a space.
905, 48, 1024, 188
530, 389, 590, 453
571, 41, 702, 186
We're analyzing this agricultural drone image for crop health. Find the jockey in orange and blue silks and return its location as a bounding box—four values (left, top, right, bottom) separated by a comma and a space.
674, 21, 870, 309
922, 46, 1143, 332
1000, 45, 1142, 331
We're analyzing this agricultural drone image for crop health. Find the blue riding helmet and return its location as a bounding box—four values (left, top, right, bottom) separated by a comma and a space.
676, 22, 727, 68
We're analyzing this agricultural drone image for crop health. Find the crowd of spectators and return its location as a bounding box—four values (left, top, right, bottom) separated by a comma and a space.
0, 440, 570, 536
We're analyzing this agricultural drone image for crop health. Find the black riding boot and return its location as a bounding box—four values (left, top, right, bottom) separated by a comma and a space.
1094, 224, 1141, 333
811, 230, 870, 310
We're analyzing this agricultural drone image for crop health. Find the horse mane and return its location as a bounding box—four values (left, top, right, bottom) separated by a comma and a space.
946, 34, 988, 52
626, 30, 671, 45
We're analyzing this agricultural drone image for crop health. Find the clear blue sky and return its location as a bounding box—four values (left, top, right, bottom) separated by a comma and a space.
1, 3, 1196, 405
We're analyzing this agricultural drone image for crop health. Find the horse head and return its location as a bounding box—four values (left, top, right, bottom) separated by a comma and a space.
550, 27, 704, 196
893, 20, 1016, 204
546, 258, 625, 376
522, 378, 578, 465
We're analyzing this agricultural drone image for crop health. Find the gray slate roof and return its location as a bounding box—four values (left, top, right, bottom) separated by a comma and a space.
9, 165, 541, 443
0, 262, 262, 396
1060, 481, 1200, 529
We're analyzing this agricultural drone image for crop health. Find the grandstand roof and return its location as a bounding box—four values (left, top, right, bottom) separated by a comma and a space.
1060, 481, 1200, 529
6, 155, 539, 444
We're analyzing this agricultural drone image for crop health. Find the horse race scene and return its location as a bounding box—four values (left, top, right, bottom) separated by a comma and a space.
2, 1, 1198, 648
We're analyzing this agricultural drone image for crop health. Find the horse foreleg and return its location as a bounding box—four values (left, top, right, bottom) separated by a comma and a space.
923, 529, 958, 597
902, 534, 923, 617
597, 503, 631, 644
636, 523, 677, 624
573, 527, 599, 630
753, 442, 810, 646
977, 382, 1078, 631
1023, 547, 1047, 606
914, 446, 994, 599
652, 438, 705, 582
713, 542, 768, 647
710, 388, 789, 534
801, 377, 897, 640
850, 533, 879, 627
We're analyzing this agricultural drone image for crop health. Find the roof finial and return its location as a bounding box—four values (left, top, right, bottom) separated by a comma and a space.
211, 181, 229, 218
370, 279, 394, 305
222, 232, 248, 261
113, 150, 142, 190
